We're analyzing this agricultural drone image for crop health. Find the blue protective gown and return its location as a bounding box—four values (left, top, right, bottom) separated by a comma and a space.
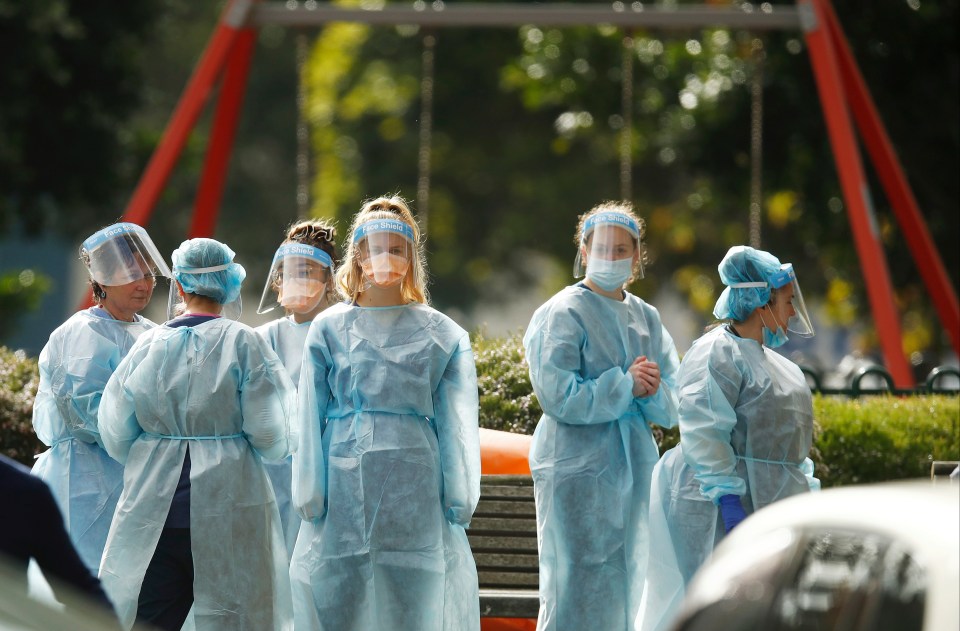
31, 307, 155, 574
98, 318, 298, 631
523, 285, 680, 631
290, 302, 481, 631
637, 325, 818, 631
255, 315, 311, 557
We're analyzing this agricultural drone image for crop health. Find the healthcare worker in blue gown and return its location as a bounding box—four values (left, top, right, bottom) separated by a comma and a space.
523, 201, 680, 631
98, 238, 298, 631
290, 195, 481, 631
31, 222, 171, 574
636, 245, 819, 631
256, 220, 338, 558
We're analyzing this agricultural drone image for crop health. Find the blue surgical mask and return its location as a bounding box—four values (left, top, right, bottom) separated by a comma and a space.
586, 258, 633, 292
760, 310, 789, 348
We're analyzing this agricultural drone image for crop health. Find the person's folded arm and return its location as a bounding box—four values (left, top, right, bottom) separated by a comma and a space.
524, 314, 634, 425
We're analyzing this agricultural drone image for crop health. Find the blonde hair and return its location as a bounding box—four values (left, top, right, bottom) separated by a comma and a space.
574, 200, 648, 281
335, 195, 429, 304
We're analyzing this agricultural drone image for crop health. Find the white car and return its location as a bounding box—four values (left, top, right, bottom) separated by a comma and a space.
670, 481, 959, 631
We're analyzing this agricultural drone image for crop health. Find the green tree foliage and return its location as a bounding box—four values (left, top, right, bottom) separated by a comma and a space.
4, 1, 952, 364
0, 0, 163, 236
0, 1, 313, 288
301, 0, 957, 360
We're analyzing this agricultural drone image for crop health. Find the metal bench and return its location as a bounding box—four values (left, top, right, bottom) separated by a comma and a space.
469, 474, 540, 619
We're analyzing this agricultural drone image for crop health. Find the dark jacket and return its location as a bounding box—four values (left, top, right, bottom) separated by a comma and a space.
0, 453, 114, 613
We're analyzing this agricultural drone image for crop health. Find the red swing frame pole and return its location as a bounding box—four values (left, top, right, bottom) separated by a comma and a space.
121, 0, 256, 227
189, 26, 257, 238
800, 0, 914, 387
819, 0, 960, 357
76, 0, 256, 311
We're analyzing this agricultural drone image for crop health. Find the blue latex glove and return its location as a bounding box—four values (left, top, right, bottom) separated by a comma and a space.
719, 494, 747, 533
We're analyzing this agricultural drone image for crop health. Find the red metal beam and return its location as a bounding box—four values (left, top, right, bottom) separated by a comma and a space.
801, 0, 913, 387
76, 1, 255, 311
120, 0, 255, 227
819, 0, 960, 356
189, 27, 257, 238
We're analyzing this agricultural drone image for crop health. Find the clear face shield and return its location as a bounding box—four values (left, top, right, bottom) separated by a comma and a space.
572, 212, 643, 280
769, 264, 814, 336
80, 223, 172, 287
732, 263, 814, 337
353, 219, 414, 288
257, 244, 334, 315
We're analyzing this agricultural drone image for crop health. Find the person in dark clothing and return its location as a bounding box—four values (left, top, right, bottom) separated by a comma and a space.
0, 453, 116, 618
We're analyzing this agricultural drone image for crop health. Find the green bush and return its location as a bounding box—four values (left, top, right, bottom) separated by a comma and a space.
471, 334, 958, 487
474, 332, 541, 435
811, 394, 959, 487
0, 345, 43, 465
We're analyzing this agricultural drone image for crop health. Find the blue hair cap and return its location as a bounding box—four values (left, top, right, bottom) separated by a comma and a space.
172, 238, 246, 304
712, 245, 782, 321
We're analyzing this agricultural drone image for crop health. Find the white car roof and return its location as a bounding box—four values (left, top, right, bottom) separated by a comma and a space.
699, 481, 959, 631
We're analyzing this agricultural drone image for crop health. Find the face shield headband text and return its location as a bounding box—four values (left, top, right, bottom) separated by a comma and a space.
581, 212, 640, 244
273, 243, 334, 271
352, 219, 415, 244
82, 223, 150, 253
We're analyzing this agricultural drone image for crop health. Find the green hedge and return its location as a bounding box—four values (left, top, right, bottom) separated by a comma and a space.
2, 339, 958, 485
475, 332, 542, 436
811, 395, 959, 486
0, 345, 43, 465
474, 335, 959, 487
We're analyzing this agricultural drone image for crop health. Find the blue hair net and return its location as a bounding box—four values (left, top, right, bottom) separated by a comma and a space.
713, 245, 782, 321
172, 238, 246, 304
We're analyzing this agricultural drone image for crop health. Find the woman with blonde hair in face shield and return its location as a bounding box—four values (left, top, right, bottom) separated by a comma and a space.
255, 219, 339, 557
523, 201, 680, 631
98, 238, 297, 631
636, 245, 819, 631
290, 195, 481, 631
31, 222, 171, 575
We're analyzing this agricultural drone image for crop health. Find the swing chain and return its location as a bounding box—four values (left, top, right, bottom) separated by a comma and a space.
296, 30, 311, 219
620, 31, 635, 202
749, 36, 765, 249
417, 31, 436, 236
